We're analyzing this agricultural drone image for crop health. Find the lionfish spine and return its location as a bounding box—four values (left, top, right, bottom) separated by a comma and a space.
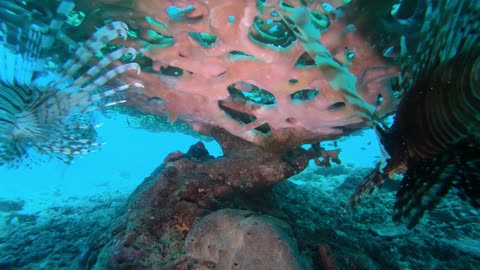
0, 24, 43, 86
71, 47, 138, 88
56, 21, 129, 87
73, 123, 104, 129
79, 63, 141, 94
81, 82, 144, 113
42, 0, 75, 49
400, 0, 480, 91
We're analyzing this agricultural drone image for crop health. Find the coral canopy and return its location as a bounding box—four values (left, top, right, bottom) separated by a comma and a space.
85, 0, 400, 151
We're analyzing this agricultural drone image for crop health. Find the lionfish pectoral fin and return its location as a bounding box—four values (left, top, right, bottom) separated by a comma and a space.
345, 163, 387, 210
346, 121, 392, 206
393, 144, 479, 229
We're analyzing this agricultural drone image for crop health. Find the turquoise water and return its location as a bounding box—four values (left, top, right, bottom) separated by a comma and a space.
0, 116, 222, 199
0, 114, 378, 199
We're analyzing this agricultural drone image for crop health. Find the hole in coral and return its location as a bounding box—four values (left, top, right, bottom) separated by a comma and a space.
188, 31, 218, 48
279, 0, 295, 9
144, 16, 175, 46
376, 94, 384, 106
166, 5, 199, 21
227, 82, 276, 105
145, 29, 174, 46
218, 101, 257, 125
289, 79, 298, 84
390, 76, 401, 92
328, 102, 346, 110
160, 66, 183, 76
248, 14, 296, 49
228, 51, 257, 60
134, 52, 153, 67
219, 82, 276, 128
280, 16, 302, 37
310, 10, 330, 31
256, 0, 268, 9
295, 52, 316, 67
255, 123, 271, 134
290, 88, 319, 101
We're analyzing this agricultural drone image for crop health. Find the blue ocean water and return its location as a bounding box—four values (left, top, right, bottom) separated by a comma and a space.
0, 115, 223, 199
0, 114, 378, 200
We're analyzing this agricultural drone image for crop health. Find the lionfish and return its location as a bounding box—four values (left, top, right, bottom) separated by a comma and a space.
0, 0, 142, 167
347, 0, 479, 228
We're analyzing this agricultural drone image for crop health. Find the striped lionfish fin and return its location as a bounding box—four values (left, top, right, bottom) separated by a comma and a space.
393, 144, 480, 229
0, 0, 143, 167
400, 0, 480, 92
